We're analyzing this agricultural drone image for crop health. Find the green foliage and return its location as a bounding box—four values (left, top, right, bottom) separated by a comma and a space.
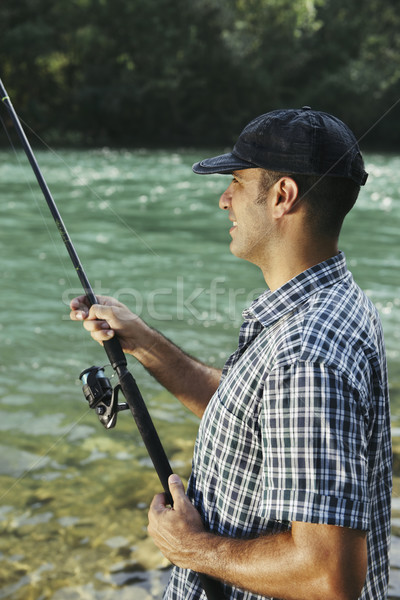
0, 0, 399, 146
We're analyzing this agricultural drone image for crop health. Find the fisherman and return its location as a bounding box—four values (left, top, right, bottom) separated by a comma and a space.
70, 107, 392, 600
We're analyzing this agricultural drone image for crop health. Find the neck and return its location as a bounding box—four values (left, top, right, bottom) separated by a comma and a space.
259, 238, 339, 292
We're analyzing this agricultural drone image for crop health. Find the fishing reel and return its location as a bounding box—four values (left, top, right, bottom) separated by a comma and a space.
79, 366, 129, 429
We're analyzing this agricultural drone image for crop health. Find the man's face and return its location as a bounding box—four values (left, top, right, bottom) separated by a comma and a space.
219, 168, 276, 266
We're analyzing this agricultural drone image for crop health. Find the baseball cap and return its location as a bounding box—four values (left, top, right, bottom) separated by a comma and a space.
192, 107, 368, 186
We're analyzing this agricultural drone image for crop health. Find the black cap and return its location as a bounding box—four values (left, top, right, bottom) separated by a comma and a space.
192, 107, 368, 186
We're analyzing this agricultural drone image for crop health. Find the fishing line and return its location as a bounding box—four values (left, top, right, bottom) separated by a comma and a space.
0, 406, 93, 504
0, 112, 77, 293
15, 115, 160, 258
289, 94, 400, 212
0, 78, 223, 600
240, 92, 400, 268
272, 97, 400, 501
0, 110, 92, 359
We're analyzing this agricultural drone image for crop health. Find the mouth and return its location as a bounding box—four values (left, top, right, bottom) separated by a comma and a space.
229, 220, 237, 234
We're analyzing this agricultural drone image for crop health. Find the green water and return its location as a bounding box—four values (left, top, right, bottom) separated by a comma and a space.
0, 148, 399, 599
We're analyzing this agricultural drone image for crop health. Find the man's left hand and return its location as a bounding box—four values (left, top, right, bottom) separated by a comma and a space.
148, 474, 208, 569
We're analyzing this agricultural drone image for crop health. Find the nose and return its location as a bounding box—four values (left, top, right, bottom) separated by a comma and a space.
219, 185, 232, 210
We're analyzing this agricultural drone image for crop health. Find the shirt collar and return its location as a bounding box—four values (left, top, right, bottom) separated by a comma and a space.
243, 251, 350, 329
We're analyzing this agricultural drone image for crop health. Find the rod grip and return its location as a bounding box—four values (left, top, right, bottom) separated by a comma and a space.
117, 367, 173, 502
104, 336, 127, 369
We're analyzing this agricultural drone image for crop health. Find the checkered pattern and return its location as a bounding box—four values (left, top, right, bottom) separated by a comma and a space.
163, 252, 392, 600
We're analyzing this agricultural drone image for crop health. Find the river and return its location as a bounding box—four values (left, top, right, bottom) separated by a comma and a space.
0, 148, 399, 598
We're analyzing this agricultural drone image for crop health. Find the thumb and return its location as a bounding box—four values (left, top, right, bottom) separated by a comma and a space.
168, 474, 186, 504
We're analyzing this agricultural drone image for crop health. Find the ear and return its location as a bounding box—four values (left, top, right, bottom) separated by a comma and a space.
271, 177, 299, 219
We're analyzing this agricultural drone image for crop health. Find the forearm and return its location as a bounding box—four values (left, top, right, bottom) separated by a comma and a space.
149, 478, 367, 600
181, 527, 365, 600
130, 325, 221, 418
192, 531, 314, 600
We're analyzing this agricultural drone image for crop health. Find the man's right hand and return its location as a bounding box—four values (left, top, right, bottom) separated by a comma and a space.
69, 295, 150, 355
70, 295, 221, 418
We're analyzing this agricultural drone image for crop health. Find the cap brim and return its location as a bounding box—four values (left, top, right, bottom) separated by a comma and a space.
192, 152, 257, 175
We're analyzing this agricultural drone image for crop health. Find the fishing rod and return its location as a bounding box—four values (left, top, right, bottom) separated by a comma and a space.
0, 79, 222, 600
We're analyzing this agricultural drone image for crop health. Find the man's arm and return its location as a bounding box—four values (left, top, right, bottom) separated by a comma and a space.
148, 475, 368, 600
70, 295, 221, 418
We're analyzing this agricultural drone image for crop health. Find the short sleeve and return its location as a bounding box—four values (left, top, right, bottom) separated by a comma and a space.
258, 361, 370, 530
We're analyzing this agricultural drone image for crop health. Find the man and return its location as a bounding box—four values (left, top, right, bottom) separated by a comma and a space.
70, 107, 392, 600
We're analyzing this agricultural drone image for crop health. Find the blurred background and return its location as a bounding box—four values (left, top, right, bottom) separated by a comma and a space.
1, 0, 400, 148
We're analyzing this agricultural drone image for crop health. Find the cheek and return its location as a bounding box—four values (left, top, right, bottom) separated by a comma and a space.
249, 214, 276, 249
249, 211, 271, 235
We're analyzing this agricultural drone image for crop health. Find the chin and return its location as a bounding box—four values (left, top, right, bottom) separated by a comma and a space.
230, 244, 250, 262
230, 242, 262, 267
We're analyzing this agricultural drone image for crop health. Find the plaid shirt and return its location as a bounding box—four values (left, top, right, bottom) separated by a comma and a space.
163, 252, 392, 600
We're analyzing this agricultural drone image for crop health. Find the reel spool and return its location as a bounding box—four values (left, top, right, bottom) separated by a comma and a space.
79, 366, 128, 429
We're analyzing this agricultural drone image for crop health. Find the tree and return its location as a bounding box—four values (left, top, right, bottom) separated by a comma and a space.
1, 0, 399, 146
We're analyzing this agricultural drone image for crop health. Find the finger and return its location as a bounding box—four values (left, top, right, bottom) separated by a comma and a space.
70, 309, 88, 321
168, 474, 186, 505
69, 297, 90, 320
82, 319, 110, 332
87, 303, 116, 322
86, 306, 116, 339
150, 492, 169, 513
70, 295, 90, 311
83, 319, 115, 341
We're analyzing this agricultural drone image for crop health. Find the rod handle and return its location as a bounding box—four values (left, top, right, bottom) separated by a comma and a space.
104, 336, 127, 370
117, 367, 173, 502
